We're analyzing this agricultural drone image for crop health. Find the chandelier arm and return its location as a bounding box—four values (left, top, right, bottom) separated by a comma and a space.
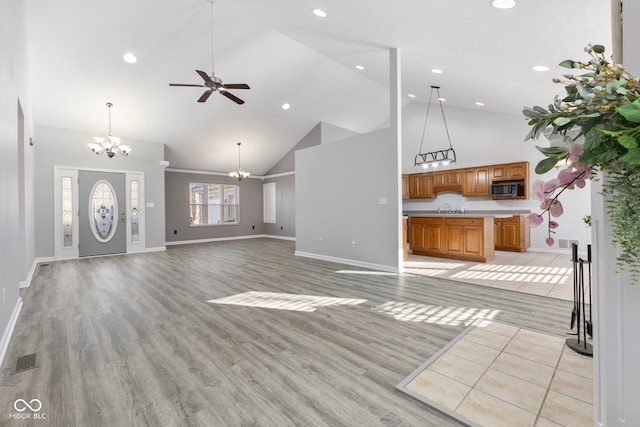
435, 87, 454, 150
417, 86, 435, 155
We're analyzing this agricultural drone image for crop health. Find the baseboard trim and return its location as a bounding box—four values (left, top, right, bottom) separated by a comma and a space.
294, 251, 399, 273
166, 234, 295, 246
262, 234, 296, 241
20, 257, 55, 289
141, 246, 167, 253
0, 297, 23, 370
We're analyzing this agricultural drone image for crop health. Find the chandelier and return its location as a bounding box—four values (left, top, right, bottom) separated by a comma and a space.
229, 142, 250, 181
88, 102, 131, 158
414, 85, 457, 168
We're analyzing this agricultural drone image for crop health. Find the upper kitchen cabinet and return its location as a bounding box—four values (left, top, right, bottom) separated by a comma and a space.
490, 162, 529, 181
462, 167, 490, 197
409, 173, 433, 199
402, 175, 409, 200
432, 170, 463, 193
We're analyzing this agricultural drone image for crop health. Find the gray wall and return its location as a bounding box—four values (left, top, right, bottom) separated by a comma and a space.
34, 125, 167, 256
165, 171, 263, 242
296, 127, 399, 270
262, 174, 295, 238
267, 123, 321, 175
0, 0, 34, 361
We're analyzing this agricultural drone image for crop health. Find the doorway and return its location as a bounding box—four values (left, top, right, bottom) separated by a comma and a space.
78, 170, 126, 257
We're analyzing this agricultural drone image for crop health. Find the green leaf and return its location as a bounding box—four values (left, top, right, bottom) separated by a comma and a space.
617, 134, 638, 149
535, 157, 561, 174
619, 148, 640, 164
583, 112, 602, 118
536, 145, 569, 156
553, 117, 572, 127
593, 44, 606, 54
617, 99, 640, 123
559, 59, 576, 69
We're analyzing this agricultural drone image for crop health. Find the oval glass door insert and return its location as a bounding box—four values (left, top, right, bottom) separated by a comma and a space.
89, 180, 118, 242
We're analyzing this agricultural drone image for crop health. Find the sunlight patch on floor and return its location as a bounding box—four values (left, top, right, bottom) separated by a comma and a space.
372, 301, 500, 326
208, 291, 367, 312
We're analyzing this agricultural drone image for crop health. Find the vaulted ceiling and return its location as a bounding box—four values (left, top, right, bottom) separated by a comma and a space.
25, 0, 612, 175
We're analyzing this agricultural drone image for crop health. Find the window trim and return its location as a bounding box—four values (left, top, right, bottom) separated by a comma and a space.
189, 182, 240, 226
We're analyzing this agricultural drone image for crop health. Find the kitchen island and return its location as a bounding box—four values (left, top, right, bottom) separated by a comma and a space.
408, 214, 495, 262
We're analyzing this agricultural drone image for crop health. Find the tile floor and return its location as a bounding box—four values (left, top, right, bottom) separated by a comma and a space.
398, 319, 593, 427
404, 250, 579, 301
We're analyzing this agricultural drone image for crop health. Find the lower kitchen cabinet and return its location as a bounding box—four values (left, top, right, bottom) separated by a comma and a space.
410, 216, 494, 262
409, 217, 444, 254
494, 215, 530, 252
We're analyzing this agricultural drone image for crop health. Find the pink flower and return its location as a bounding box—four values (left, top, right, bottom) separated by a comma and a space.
557, 168, 574, 185
569, 144, 584, 162
527, 213, 543, 227
544, 179, 561, 193
549, 200, 564, 217
546, 237, 555, 246
540, 198, 552, 210
575, 178, 586, 188
531, 180, 545, 200
549, 220, 559, 229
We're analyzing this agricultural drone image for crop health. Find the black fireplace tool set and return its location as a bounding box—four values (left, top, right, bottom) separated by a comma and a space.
566, 243, 593, 357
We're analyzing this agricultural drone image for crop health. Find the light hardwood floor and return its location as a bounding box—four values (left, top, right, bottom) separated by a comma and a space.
0, 238, 573, 426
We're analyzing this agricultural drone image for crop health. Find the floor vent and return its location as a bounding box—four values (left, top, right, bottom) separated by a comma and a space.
40, 263, 50, 267
14, 353, 37, 374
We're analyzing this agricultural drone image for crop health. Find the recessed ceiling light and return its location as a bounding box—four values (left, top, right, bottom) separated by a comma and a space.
355, 65, 365, 70
531, 65, 550, 72
123, 52, 137, 64
475, 101, 485, 106
408, 94, 416, 98
282, 103, 291, 110
490, 0, 516, 9
312, 9, 327, 17
430, 68, 443, 74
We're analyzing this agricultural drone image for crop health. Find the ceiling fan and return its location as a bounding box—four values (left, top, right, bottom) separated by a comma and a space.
169, 0, 250, 104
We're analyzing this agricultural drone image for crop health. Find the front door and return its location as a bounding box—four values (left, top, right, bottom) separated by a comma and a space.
78, 170, 126, 257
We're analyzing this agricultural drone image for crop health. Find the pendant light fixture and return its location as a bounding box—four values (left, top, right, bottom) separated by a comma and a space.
229, 142, 250, 181
88, 102, 131, 158
414, 85, 457, 168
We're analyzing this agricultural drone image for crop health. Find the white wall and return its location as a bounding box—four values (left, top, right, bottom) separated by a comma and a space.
296, 127, 400, 271
401, 102, 592, 252
0, 0, 33, 366
33, 126, 167, 257
593, 2, 640, 425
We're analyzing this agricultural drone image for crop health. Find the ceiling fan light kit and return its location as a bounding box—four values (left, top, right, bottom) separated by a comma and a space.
169, 0, 250, 104
88, 102, 131, 158
414, 85, 457, 169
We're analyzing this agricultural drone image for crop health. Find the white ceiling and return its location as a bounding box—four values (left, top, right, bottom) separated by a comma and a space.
25, 0, 612, 175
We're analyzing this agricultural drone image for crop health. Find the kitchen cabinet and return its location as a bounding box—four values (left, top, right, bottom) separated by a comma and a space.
491, 162, 529, 181
403, 217, 408, 260
409, 217, 444, 254
402, 175, 409, 200
432, 170, 463, 193
494, 215, 530, 252
410, 216, 494, 262
409, 173, 433, 199
462, 167, 490, 197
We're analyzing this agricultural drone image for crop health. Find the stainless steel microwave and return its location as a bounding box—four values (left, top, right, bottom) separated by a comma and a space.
490, 181, 525, 198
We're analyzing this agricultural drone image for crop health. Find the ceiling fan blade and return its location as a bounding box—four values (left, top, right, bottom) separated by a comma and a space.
198, 90, 214, 103
221, 91, 245, 105
196, 70, 213, 83
222, 83, 250, 90
169, 83, 206, 87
